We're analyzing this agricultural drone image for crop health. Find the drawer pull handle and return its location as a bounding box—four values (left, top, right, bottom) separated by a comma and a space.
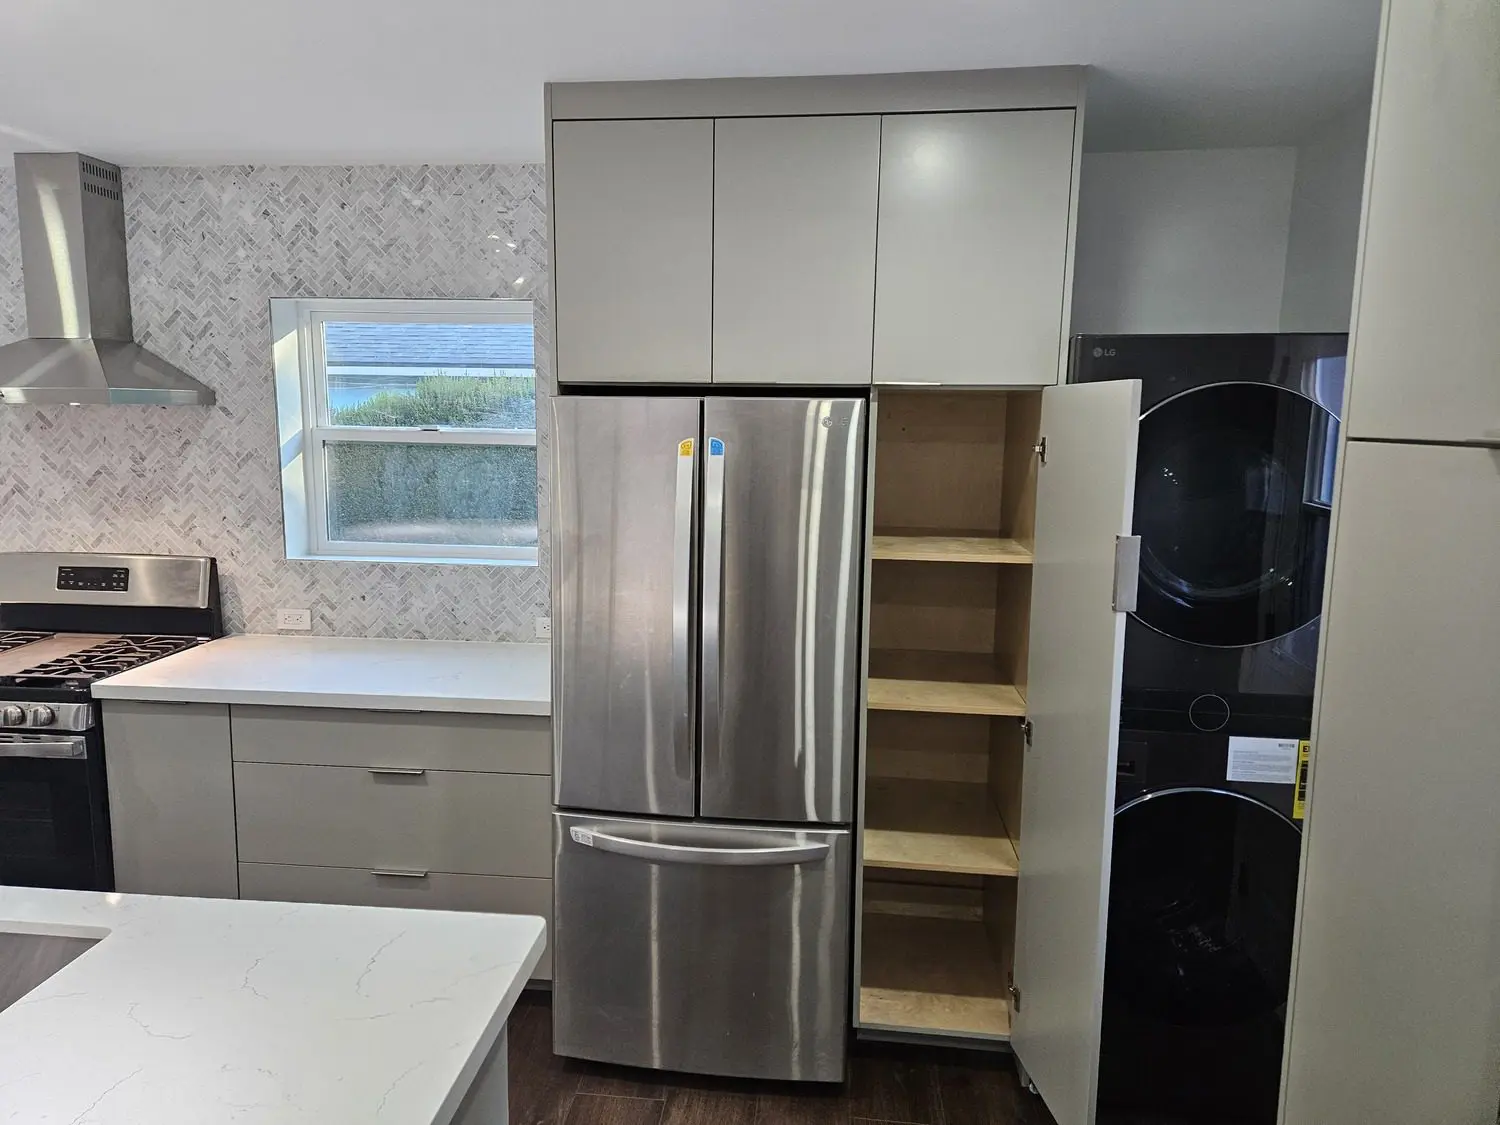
367, 767, 426, 776
371, 868, 430, 878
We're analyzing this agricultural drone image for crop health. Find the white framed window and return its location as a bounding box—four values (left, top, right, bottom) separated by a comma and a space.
271, 297, 538, 565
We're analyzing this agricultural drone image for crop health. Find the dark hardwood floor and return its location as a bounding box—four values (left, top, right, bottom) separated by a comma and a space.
507, 990, 1058, 1125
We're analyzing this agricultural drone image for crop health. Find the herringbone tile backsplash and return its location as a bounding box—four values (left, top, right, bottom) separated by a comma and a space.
0, 164, 551, 640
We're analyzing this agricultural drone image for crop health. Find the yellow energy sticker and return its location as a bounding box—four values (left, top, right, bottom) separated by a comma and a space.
678, 439, 694, 457
1293, 740, 1311, 820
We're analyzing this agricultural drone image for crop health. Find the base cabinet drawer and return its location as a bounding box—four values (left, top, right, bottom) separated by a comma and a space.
229, 706, 551, 774
234, 763, 551, 877
239, 862, 553, 979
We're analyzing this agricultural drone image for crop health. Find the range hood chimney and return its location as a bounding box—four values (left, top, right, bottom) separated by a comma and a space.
0, 153, 215, 406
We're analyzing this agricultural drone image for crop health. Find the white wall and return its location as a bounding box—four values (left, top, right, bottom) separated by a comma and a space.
1071, 147, 1298, 334
1280, 103, 1371, 332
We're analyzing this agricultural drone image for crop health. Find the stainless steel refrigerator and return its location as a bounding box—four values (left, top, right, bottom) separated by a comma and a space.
550, 394, 864, 1082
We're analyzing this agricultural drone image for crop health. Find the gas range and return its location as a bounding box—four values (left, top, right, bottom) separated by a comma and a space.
0, 631, 210, 728
0, 552, 222, 890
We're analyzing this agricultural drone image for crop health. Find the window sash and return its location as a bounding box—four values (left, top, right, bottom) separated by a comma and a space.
277, 297, 539, 565
312, 426, 537, 447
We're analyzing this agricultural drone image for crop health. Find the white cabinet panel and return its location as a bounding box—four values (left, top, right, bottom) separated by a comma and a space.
712, 116, 881, 384
229, 705, 550, 773
873, 110, 1077, 387
551, 119, 714, 384
234, 763, 552, 878
102, 701, 238, 899
1342, 0, 1500, 442
1282, 440, 1500, 1124
1011, 379, 1140, 1125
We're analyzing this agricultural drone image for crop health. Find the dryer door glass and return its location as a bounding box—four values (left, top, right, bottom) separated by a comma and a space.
1100, 788, 1301, 1120
1133, 383, 1337, 647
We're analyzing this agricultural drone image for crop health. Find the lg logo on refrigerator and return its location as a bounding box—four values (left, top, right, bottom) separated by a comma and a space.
1092, 346, 1118, 358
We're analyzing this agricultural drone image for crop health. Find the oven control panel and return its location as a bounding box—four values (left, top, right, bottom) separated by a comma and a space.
56, 566, 130, 593
0, 701, 95, 731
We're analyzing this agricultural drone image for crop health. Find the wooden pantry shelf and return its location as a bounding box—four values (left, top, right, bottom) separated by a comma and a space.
859, 911, 1011, 1040
872, 531, 1033, 565
864, 779, 1019, 878
866, 650, 1026, 717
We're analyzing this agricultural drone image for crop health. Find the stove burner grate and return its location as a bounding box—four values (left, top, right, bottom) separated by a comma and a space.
0, 631, 54, 654
10, 634, 205, 681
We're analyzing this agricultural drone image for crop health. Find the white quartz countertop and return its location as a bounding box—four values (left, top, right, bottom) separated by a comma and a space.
91, 634, 551, 715
0, 886, 544, 1124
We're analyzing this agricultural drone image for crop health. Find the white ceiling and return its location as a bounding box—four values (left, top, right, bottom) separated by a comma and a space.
0, 0, 1380, 165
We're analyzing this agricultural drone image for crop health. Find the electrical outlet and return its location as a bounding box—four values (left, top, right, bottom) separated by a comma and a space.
276, 608, 312, 631
535, 616, 552, 640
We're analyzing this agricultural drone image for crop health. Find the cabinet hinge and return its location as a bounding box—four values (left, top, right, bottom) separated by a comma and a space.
1033, 436, 1047, 464
1008, 974, 1022, 1011
1020, 718, 1033, 747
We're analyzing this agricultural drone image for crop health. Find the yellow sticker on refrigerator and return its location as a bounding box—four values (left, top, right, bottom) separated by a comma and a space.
1293, 740, 1311, 820
678, 439, 694, 457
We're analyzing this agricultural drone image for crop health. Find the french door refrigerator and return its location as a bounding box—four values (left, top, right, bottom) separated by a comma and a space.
551, 394, 864, 1082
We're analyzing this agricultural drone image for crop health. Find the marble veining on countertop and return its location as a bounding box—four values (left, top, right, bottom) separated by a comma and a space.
91, 634, 551, 715
0, 886, 544, 1124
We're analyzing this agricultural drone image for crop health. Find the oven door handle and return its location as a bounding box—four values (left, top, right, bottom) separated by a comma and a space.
0, 735, 89, 759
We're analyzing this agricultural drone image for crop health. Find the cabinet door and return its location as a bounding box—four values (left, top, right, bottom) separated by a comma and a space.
1011, 379, 1140, 1125
102, 701, 238, 898
712, 116, 881, 385
551, 119, 714, 383
1342, 0, 1500, 442
1281, 441, 1500, 1124
873, 110, 1077, 387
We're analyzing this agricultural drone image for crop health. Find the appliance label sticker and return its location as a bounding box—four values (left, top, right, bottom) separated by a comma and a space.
709, 437, 725, 456
678, 439, 694, 457
1293, 740, 1311, 819
1226, 737, 1300, 785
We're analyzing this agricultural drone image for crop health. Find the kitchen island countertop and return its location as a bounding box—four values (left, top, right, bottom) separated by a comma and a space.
0, 886, 543, 1124
91, 633, 550, 715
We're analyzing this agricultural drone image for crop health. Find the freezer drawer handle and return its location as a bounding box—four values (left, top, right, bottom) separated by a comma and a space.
569, 826, 830, 867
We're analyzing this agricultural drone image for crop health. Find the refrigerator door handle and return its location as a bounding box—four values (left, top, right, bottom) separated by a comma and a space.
568, 825, 830, 867
701, 435, 727, 770
672, 436, 697, 778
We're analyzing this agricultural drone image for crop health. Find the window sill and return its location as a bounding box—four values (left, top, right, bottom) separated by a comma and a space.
287, 551, 539, 568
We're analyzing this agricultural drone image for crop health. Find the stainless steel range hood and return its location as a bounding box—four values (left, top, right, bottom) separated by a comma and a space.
0, 153, 215, 406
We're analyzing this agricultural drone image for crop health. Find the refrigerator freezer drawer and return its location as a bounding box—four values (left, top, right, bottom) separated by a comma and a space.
552, 812, 851, 1082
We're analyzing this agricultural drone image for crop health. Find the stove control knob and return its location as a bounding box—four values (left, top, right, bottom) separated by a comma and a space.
27, 705, 55, 727
0, 705, 23, 726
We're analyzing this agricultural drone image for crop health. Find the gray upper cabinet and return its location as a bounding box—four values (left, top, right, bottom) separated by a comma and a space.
551, 119, 714, 384
548, 73, 1085, 388
1341, 0, 1499, 444
873, 110, 1078, 387
712, 116, 881, 385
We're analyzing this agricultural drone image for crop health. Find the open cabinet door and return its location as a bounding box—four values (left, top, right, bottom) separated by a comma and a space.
1010, 379, 1140, 1125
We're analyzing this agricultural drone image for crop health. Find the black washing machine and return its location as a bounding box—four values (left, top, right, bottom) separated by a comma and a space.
1072, 335, 1338, 1122
1072, 333, 1347, 719
1097, 703, 1305, 1123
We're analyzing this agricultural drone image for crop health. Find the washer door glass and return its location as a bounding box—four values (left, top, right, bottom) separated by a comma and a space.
1101, 789, 1301, 1120
1134, 383, 1337, 647
1106, 789, 1301, 1027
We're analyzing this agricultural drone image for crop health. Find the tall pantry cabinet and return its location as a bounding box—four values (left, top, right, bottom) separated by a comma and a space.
1280, 1, 1500, 1122
547, 68, 1140, 1125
